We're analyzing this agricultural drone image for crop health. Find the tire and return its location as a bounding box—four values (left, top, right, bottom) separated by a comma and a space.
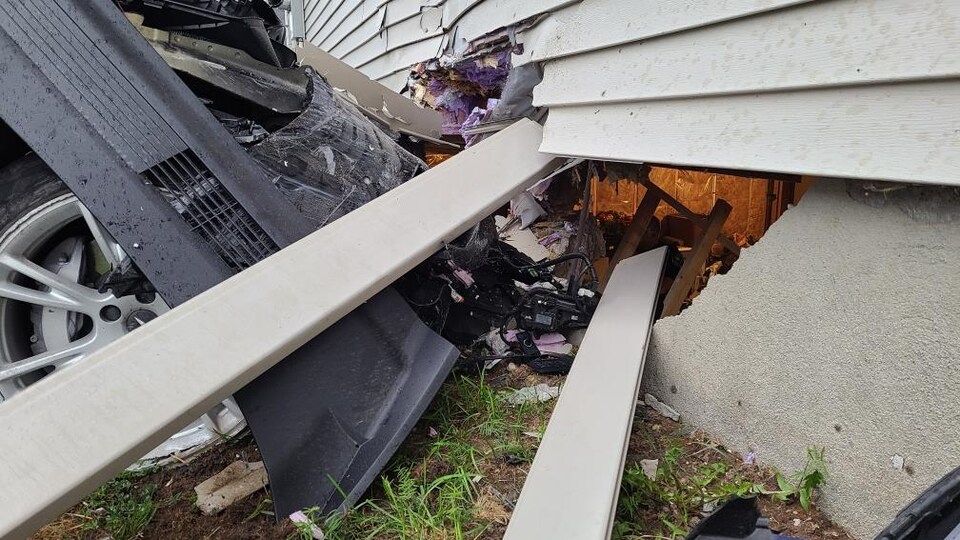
0, 154, 244, 467
0, 154, 70, 231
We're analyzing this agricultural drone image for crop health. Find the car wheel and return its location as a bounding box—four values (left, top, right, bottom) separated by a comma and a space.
0, 155, 245, 467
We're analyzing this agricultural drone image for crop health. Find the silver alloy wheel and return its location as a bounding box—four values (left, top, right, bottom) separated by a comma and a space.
0, 194, 244, 467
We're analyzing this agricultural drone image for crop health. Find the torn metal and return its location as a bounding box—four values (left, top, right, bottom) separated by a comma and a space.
251, 73, 426, 228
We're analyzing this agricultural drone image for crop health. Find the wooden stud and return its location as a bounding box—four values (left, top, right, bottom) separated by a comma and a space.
604, 188, 661, 286
640, 178, 741, 256
661, 199, 732, 317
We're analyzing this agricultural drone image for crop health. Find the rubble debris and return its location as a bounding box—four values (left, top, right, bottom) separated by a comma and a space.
495, 215, 551, 261
510, 191, 547, 229
506, 384, 560, 405
640, 459, 659, 480
194, 460, 268, 516
643, 393, 681, 421
411, 50, 512, 136
289, 510, 325, 539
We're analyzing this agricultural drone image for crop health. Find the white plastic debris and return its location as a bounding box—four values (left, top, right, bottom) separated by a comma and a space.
643, 393, 681, 421
289, 511, 325, 539
891, 454, 905, 471
506, 384, 560, 405
495, 215, 551, 261
194, 461, 268, 516
639, 459, 659, 480
484, 329, 510, 355
510, 191, 546, 229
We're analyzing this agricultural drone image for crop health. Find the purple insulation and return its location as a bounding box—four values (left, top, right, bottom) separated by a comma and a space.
425, 50, 512, 135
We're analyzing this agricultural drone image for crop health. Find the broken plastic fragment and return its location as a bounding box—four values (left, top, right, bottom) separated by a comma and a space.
289, 511, 325, 539
194, 460, 268, 516
506, 384, 560, 405
640, 459, 658, 480
643, 393, 681, 421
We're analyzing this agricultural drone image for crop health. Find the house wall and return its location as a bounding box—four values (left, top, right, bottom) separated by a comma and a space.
643, 178, 960, 538
304, 0, 960, 185
533, 0, 960, 185
302, 0, 577, 90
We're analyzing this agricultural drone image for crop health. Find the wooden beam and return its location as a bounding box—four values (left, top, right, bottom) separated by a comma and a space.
640, 179, 741, 256
661, 200, 732, 317
604, 188, 661, 286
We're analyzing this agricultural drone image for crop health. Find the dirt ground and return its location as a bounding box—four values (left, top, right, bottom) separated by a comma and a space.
621, 409, 854, 540
36, 364, 854, 540
33, 436, 296, 540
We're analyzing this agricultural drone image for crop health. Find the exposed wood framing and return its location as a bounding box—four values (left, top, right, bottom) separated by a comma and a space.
661, 200, 732, 317
639, 177, 741, 256
604, 174, 660, 285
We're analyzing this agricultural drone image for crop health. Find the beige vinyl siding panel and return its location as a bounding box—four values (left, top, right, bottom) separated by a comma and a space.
439, 0, 578, 44
339, 11, 445, 69
358, 35, 446, 81
319, 0, 423, 51
537, 0, 960, 184
531, 0, 816, 62
535, 0, 960, 106
541, 81, 960, 184
305, 0, 352, 42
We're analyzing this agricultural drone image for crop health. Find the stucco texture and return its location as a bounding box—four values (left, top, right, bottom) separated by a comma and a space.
643, 179, 960, 538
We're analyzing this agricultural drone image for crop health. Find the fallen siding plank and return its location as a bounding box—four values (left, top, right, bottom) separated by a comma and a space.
535, 0, 960, 106
540, 80, 960, 185
0, 120, 562, 540
531, 0, 814, 62
504, 247, 667, 540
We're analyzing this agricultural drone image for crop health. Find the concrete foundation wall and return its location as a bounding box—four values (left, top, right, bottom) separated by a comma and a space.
643, 179, 960, 538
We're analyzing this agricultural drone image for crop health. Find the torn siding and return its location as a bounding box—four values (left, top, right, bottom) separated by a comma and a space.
535, 0, 960, 184
302, 0, 578, 89
304, 0, 960, 183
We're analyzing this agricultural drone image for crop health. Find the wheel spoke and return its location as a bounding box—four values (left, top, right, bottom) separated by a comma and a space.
0, 334, 94, 384
0, 279, 82, 311
0, 253, 108, 313
77, 202, 126, 268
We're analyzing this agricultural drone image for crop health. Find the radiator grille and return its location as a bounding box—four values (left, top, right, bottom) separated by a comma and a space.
144, 150, 279, 269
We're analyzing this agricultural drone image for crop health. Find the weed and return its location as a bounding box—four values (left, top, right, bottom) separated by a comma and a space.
767, 447, 828, 510
245, 497, 276, 522
76, 470, 161, 540
319, 465, 483, 540
302, 372, 552, 540
615, 442, 830, 539
614, 442, 765, 539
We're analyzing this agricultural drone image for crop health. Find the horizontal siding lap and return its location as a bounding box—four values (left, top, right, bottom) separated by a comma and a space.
532, 0, 814, 62
535, 0, 960, 106
540, 81, 960, 184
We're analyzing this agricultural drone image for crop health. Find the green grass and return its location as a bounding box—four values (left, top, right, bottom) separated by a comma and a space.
75, 469, 164, 540
613, 441, 829, 540
769, 446, 828, 510
289, 372, 554, 540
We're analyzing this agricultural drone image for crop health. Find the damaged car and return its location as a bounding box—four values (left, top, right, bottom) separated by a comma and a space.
0, 0, 437, 516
